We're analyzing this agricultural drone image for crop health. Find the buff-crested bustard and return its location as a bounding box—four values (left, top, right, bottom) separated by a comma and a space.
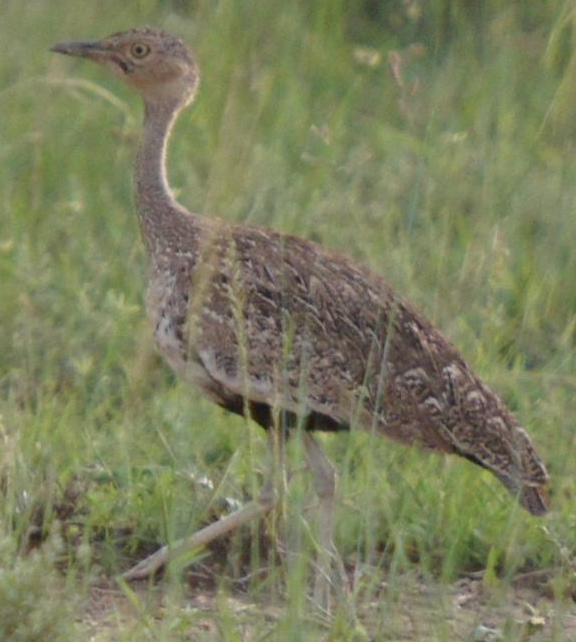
51, 28, 549, 605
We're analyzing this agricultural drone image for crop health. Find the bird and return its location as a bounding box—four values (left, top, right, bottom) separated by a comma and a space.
51, 28, 549, 603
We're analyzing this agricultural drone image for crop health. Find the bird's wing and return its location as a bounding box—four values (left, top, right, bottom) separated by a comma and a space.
189, 224, 389, 427
188, 223, 548, 512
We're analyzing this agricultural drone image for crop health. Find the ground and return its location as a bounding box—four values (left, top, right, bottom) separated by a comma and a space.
79, 563, 576, 641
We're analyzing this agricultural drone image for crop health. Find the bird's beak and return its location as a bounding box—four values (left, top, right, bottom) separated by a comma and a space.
50, 41, 108, 59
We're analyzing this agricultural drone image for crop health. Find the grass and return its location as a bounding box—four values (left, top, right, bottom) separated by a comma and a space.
1, 0, 576, 639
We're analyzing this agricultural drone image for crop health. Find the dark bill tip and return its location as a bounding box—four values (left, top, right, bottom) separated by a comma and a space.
50, 41, 106, 57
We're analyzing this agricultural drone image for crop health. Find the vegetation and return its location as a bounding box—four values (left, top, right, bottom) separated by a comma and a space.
1, 0, 575, 639
0, 533, 79, 642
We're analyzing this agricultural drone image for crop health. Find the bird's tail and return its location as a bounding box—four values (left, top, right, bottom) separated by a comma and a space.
519, 484, 548, 516
460, 450, 549, 516
493, 470, 549, 516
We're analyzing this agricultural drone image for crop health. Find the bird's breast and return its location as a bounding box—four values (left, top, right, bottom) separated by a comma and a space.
146, 272, 220, 395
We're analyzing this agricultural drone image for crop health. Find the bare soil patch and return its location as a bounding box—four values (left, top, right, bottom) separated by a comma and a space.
79, 566, 576, 641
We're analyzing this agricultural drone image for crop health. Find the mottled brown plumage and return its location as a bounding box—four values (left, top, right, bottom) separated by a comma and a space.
51, 28, 549, 581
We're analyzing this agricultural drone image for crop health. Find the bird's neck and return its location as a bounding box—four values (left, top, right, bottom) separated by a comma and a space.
135, 99, 194, 260
137, 99, 178, 210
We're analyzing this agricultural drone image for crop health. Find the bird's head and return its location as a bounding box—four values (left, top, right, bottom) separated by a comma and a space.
51, 28, 199, 109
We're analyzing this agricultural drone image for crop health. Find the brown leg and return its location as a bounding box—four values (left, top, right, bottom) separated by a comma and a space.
122, 431, 281, 581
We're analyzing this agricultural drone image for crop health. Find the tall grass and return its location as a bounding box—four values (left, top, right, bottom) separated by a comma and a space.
1, 0, 576, 639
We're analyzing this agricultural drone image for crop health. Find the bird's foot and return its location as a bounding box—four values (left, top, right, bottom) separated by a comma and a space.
121, 481, 278, 581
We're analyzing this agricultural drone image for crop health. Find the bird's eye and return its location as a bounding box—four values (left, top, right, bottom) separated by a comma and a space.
130, 43, 150, 58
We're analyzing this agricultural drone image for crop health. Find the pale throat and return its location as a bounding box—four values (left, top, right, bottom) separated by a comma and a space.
134, 94, 201, 263
135, 98, 181, 215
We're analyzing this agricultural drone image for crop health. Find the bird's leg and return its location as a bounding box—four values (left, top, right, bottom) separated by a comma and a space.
267, 420, 289, 562
301, 431, 346, 611
122, 431, 281, 581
